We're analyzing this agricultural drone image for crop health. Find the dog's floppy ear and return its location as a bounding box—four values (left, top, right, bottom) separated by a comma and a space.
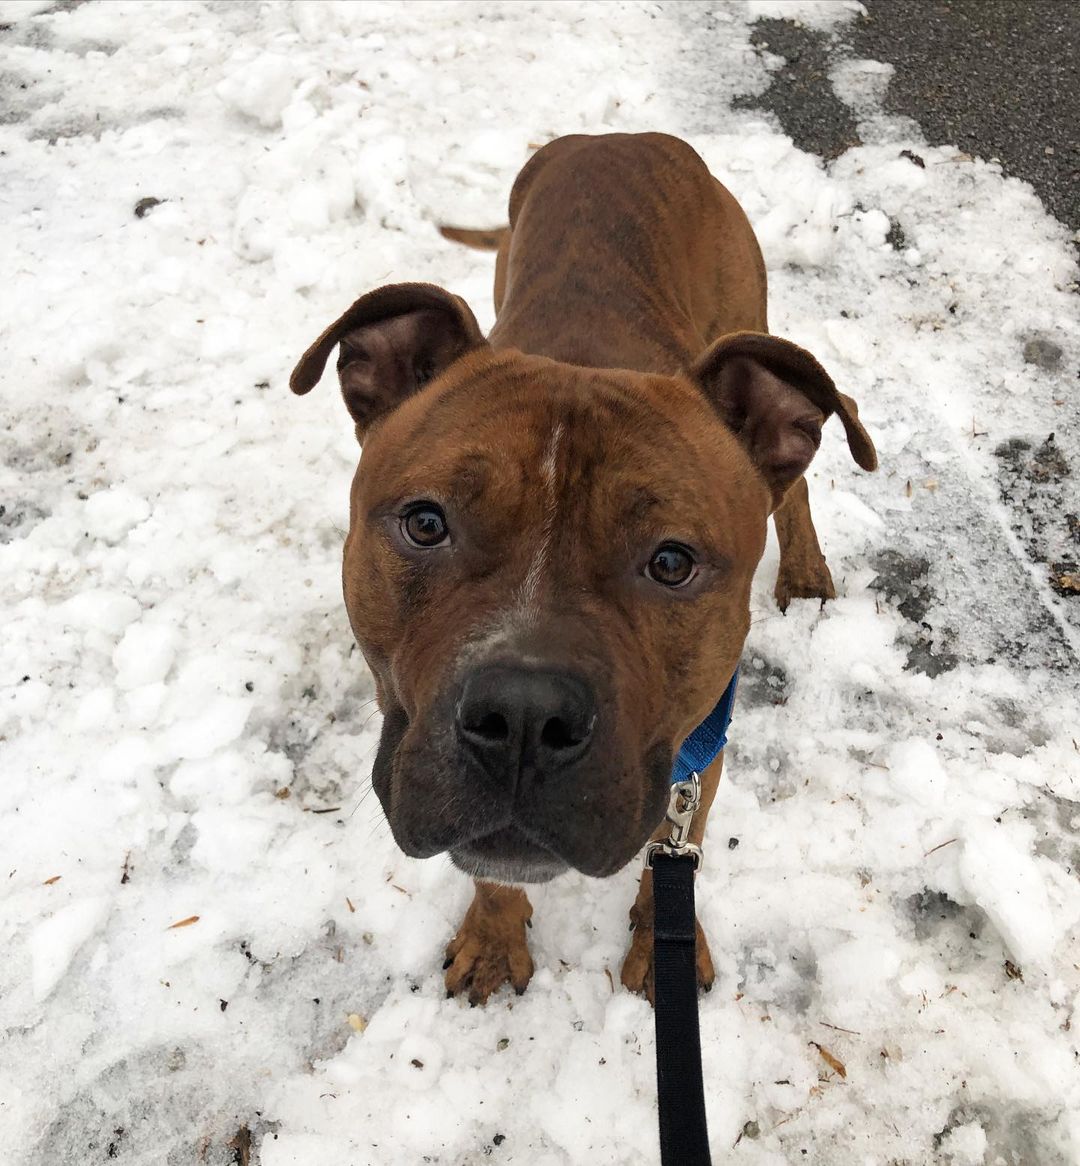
290, 282, 488, 437
689, 331, 877, 506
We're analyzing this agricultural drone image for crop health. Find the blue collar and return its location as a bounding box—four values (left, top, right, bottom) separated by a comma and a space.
671, 668, 739, 785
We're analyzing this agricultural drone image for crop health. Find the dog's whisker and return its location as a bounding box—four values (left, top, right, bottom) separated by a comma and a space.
347, 783, 378, 820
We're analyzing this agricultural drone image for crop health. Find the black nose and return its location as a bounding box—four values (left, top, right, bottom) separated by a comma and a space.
456, 666, 596, 778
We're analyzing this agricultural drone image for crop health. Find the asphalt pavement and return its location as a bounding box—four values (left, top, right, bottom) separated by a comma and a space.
732, 0, 1079, 233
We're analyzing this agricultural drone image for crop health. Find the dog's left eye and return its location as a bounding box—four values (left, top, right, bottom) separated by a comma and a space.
402, 504, 450, 548
646, 543, 697, 588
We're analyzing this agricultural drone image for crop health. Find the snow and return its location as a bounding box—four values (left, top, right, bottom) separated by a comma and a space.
30, 895, 111, 1003
939, 1122, 990, 1166
112, 620, 178, 689
83, 486, 152, 545
958, 818, 1057, 971
2, 1, 1078, 1164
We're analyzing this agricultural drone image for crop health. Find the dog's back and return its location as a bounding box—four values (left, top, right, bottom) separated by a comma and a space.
469, 133, 770, 369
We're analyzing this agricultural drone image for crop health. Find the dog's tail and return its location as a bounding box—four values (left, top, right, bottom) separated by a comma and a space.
438, 225, 508, 251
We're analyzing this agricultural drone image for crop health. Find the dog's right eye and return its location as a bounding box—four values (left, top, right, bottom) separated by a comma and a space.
401, 504, 450, 548
645, 542, 697, 587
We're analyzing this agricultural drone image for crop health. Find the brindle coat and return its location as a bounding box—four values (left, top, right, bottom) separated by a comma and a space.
291, 133, 876, 1004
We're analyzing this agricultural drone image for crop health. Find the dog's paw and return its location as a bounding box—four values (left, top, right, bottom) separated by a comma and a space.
444, 886, 534, 1005
774, 553, 836, 612
619, 905, 715, 1006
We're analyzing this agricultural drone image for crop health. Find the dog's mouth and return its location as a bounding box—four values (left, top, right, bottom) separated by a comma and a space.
449, 826, 568, 884
371, 696, 670, 881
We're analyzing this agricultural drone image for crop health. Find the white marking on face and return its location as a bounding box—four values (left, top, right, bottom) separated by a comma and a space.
454, 617, 549, 677
453, 420, 567, 677
517, 421, 563, 619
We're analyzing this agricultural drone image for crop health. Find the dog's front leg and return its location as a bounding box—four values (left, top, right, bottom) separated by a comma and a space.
620, 753, 724, 1005
444, 880, 534, 1005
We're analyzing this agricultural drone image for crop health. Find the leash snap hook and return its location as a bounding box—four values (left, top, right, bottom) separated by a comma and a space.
645, 772, 704, 871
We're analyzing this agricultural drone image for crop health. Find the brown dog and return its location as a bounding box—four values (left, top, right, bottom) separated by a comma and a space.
290, 133, 877, 1005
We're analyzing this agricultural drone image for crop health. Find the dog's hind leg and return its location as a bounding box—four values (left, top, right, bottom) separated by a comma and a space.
772, 476, 836, 612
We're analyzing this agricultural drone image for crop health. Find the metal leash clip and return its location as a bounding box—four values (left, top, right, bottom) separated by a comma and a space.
645, 772, 704, 871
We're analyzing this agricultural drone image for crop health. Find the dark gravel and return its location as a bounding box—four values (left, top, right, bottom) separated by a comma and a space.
730, 0, 1080, 233
732, 18, 860, 160
852, 0, 1080, 233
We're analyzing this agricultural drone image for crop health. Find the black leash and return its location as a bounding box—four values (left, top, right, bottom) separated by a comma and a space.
652, 848, 712, 1164
648, 667, 738, 1165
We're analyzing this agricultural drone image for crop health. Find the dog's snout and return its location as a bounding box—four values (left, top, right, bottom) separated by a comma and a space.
456, 666, 596, 778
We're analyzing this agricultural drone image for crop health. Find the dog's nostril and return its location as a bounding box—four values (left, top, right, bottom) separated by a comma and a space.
457, 668, 596, 771
541, 716, 582, 752
467, 711, 510, 742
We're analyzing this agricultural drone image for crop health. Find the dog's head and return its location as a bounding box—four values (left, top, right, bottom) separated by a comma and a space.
291, 283, 876, 882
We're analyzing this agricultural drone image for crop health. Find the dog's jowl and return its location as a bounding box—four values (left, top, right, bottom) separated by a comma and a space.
291, 133, 877, 1005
